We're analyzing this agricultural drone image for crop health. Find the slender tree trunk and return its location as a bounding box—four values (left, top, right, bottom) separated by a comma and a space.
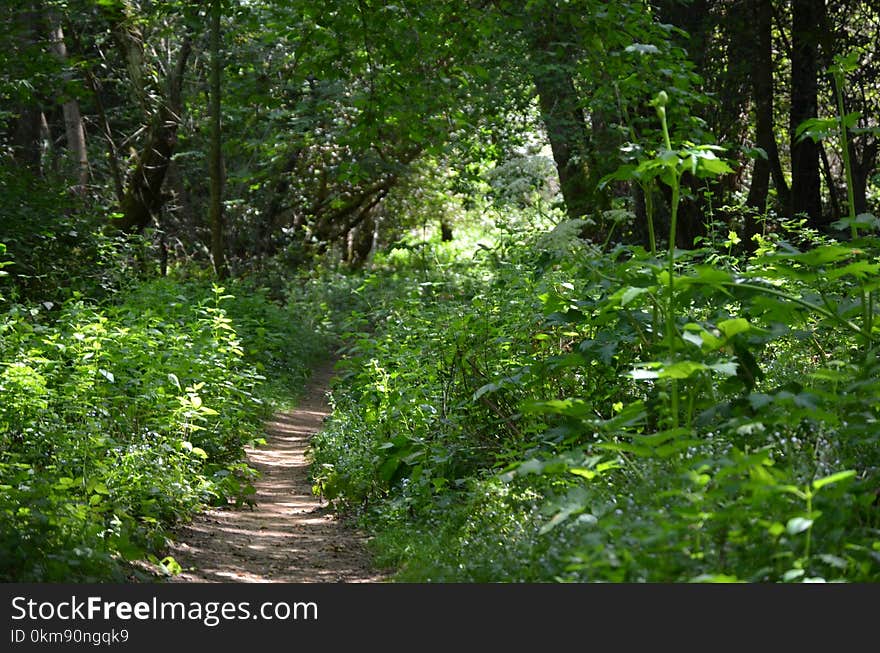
851, 140, 877, 216
209, 0, 228, 278
745, 0, 791, 249
747, 0, 774, 211
790, 0, 823, 226
48, 16, 88, 189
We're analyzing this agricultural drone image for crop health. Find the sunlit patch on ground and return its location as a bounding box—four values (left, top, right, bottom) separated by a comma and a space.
168, 362, 387, 583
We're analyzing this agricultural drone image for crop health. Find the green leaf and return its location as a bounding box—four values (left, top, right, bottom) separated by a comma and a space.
521, 398, 593, 418
160, 555, 182, 575
767, 522, 785, 537
812, 470, 855, 491
658, 360, 707, 379
786, 517, 813, 535
474, 382, 499, 400
539, 508, 595, 535
693, 152, 732, 178
632, 427, 691, 446
783, 568, 805, 582
691, 574, 742, 583
621, 286, 649, 307
708, 361, 738, 377
832, 50, 860, 74
787, 244, 857, 267
818, 554, 848, 569
825, 261, 880, 281
717, 318, 750, 339
624, 43, 660, 55
516, 459, 544, 475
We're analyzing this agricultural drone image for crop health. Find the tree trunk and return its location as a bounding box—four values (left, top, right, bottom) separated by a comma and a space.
746, 0, 772, 211
790, 0, 823, 226
12, 105, 43, 174
440, 219, 453, 242
347, 212, 376, 268
208, 0, 228, 279
112, 38, 192, 233
850, 140, 877, 217
9, 2, 43, 175
529, 18, 592, 225
48, 16, 89, 189
745, 0, 791, 249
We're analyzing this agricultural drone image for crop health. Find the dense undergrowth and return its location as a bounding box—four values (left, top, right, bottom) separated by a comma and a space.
310, 221, 880, 582
0, 203, 327, 580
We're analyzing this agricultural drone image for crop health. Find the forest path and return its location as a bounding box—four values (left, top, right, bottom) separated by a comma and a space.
167, 360, 385, 583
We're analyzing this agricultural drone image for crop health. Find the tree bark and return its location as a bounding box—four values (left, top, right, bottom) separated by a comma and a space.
208, 0, 228, 278
440, 219, 453, 242
112, 37, 192, 233
746, 0, 777, 211
48, 15, 89, 189
790, 0, 824, 226
528, 17, 592, 225
851, 140, 877, 216
745, 0, 791, 249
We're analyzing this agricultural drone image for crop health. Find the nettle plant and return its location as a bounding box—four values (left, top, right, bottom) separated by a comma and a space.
596, 90, 737, 429
518, 85, 880, 580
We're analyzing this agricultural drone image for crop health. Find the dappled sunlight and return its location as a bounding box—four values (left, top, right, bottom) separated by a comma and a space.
168, 362, 386, 583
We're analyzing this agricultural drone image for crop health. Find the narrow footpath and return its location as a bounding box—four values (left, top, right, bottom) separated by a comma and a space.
167, 361, 386, 583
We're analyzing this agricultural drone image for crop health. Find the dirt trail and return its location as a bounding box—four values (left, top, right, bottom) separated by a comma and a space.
167, 361, 385, 583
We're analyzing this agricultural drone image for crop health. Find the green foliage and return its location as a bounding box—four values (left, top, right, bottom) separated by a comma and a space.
0, 165, 132, 306
0, 274, 322, 580
311, 217, 880, 582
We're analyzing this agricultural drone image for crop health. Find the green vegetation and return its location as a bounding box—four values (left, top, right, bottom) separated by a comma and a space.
2, 0, 879, 582
313, 219, 880, 582
0, 271, 326, 580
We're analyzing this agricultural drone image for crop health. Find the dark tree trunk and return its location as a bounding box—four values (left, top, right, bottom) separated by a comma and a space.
12, 105, 43, 174
113, 38, 192, 233
9, 3, 43, 175
790, 0, 824, 226
745, 0, 791, 248
533, 69, 592, 223
347, 212, 376, 268
440, 220, 453, 242
851, 140, 877, 216
528, 15, 592, 225
208, 0, 228, 279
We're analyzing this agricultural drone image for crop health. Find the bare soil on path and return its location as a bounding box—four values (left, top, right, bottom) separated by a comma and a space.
167, 361, 386, 583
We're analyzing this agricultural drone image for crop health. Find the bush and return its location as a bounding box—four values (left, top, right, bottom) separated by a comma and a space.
311, 224, 880, 582
0, 274, 323, 580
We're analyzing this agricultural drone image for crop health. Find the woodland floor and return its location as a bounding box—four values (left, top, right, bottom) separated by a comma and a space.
166, 361, 386, 583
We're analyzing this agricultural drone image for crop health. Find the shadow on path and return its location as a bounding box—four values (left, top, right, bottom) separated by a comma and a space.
167, 361, 385, 583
